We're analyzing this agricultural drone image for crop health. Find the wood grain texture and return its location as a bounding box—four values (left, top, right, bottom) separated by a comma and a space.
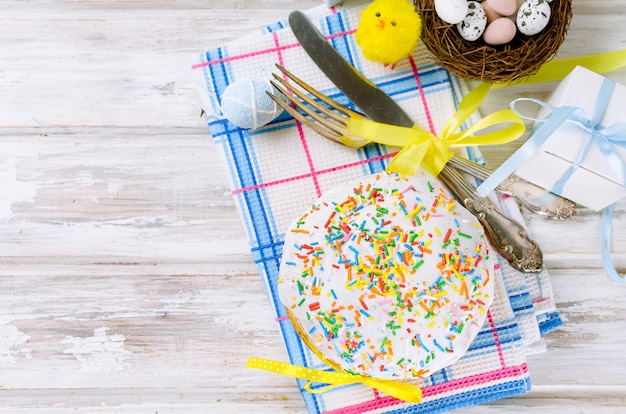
0, 1, 625, 413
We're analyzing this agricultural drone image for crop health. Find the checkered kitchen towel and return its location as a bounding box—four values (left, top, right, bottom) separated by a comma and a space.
193, 3, 561, 413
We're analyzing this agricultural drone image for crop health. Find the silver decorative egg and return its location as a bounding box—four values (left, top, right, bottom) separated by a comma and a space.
516, 0, 551, 36
435, 0, 469, 25
457, 1, 488, 42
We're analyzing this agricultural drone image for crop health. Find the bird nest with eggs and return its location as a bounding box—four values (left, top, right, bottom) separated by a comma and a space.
414, 0, 572, 83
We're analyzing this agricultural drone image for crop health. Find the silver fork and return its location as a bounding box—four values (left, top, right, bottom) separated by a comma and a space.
268, 64, 544, 273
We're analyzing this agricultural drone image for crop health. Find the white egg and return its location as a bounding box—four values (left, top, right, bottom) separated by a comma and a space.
456, 1, 488, 42
435, 0, 468, 25
516, 0, 551, 36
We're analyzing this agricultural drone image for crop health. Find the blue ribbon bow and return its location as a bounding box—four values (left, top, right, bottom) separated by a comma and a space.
476, 78, 626, 282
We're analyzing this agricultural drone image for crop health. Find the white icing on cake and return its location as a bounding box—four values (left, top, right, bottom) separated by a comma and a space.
278, 171, 495, 379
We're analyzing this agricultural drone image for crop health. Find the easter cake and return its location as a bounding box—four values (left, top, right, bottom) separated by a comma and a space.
277, 171, 495, 379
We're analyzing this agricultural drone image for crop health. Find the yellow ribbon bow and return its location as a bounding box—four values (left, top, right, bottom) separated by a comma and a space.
348, 82, 526, 177
246, 358, 423, 404
346, 49, 626, 178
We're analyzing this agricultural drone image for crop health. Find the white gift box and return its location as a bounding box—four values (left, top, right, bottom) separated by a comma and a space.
514, 66, 626, 211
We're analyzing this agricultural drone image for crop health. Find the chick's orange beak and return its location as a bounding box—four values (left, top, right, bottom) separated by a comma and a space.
376, 19, 385, 29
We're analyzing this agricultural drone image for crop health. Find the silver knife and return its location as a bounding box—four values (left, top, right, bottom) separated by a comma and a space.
288, 10, 544, 273
287, 11, 575, 221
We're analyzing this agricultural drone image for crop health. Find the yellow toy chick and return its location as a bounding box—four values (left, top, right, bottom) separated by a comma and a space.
354, 0, 422, 68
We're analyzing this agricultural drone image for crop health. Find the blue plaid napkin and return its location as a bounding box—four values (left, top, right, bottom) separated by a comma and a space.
193, 3, 561, 413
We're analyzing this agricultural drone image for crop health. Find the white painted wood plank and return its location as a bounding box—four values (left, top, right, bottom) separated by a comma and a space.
0, 0, 625, 412
0, 1, 319, 129
0, 128, 247, 262
0, 388, 306, 413
0, 274, 292, 391
2, 128, 624, 266
0, 267, 622, 387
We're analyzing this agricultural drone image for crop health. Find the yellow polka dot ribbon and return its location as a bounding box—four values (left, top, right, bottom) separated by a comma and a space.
246, 357, 423, 404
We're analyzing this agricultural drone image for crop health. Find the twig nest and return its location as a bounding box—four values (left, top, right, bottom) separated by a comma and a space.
456, 0, 552, 45
415, 0, 572, 83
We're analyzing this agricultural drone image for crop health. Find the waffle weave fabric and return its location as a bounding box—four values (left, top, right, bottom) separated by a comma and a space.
192, 3, 561, 413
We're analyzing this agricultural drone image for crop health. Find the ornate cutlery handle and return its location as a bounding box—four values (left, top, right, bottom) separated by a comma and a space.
495, 175, 577, 220
440, 165, 543, 273
447, 155, 576, 220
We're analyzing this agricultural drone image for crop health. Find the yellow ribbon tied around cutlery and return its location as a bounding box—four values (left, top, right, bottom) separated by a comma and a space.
349, 48, 626, 178
349, 82, 525, 177
246, 358, 423, 403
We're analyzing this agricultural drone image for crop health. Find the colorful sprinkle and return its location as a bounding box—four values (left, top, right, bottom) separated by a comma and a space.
278, 172, 494, 380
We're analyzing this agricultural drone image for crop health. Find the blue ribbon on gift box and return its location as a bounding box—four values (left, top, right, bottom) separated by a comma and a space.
477, 78, 626, 282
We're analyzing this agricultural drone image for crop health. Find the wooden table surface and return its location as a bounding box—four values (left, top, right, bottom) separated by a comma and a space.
1, 1, 625, 412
